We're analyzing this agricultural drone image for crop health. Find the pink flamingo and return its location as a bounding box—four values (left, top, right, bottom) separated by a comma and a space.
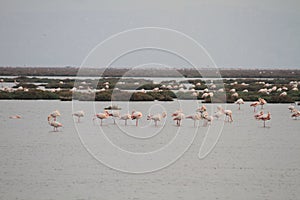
291, 110, 300, 120
250, 101, 260, 112
147, 112, 167, 127
72, 110, 84, 123
49, 121, 63, 132
220, 108, 233, 122
120, 113, 131, 126
257, 111, 271, 127
186, 113, 201, 127
131, 111, 143, 126
9, 115, 22, 119
48, 110, 61, 121
254, 111, 264, 120
259, 98, 267, 109
196, 105, 207, 113
202, 111, 213, 126
93, 110, 110, 126
173, 112, 185, 126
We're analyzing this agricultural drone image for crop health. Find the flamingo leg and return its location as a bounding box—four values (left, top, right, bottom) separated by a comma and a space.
125, 119, 127, 126
136, 119, 138, 127
100, 119, 103, 126
239, 104, 241, 110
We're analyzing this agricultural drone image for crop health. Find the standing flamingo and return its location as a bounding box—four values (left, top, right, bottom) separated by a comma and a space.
173, 112, 185, 126
259, 98, 267, 109
186, 113, 201, 127
147, 112, 167, 127
72, 110, 84, 123
120, 113, 132, 126
48, 110, 61, 121
220, 108, 233, 122
250, 101, 260, 112
49, 121, 63, 132
235, 98, 244, 110
202, 111, 213, 126
93, 110, 110, 126
109, 111, 120, 124
131, 111, 143, 127
257, 111, 271, 127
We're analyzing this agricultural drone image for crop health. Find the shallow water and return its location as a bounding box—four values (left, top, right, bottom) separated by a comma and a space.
0, 100, 299, 199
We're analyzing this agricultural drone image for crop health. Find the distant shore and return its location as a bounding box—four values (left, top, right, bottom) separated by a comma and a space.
1, 67, 300, 79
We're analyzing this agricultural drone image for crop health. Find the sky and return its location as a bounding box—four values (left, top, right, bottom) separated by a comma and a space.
0, 0, 299, 68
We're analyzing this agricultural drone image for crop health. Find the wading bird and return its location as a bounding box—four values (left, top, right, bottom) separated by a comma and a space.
147, 112, 167, 127
72, 110, 84, 123
131, 111, 143, 127
257, 111, 271, 127
49, 121, 63, 132
93, 110, 110, 126
235, 98, 244, 110
120, 113, 132, 126
250, 101, 260, 112
186, 113, 202, 127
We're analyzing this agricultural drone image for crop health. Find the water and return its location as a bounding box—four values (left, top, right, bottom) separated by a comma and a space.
0, 100, 299, 199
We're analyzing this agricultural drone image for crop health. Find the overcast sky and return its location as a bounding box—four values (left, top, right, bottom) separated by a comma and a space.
0, 0, 299, 68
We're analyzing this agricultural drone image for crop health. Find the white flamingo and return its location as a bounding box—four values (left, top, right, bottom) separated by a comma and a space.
235, 98, 244, 110
147, 112, 167, 127
72, 110, 84, 123
93, 110, 110, 126
120, 113, 132, 126
131, 111, 143, 127
186, 113, 202, 127
109, 111, 120, 124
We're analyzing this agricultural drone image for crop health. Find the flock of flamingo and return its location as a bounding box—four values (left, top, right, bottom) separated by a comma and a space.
35, 97, 300, 132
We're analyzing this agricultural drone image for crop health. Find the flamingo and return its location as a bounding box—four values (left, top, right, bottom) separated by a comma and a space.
48, 110, 61, 121
173, 112, 185, 126
196, 105, 207, 113
288, 104, 295, 112
235, 98, 244, 110
220, 108, 233, 122
259, 98, 267, 109
131, 111, 143, 127
254, 111, 264, 120
202, 112, 213, 127
49, 121, 63, 132
72, 110, 84, 123
120, 113, 132, 126
109, 111, 120, 124
93, 110, 110, 126
257, 111, 271, 127
9, 115, 22, 119
186, 113, 202, 127
291, 110, 300, 119
250, 101, 260, 112
147, 112, 167, 127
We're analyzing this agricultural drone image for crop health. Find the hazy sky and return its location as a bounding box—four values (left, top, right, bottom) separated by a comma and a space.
0, 0, 299, 68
